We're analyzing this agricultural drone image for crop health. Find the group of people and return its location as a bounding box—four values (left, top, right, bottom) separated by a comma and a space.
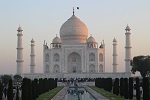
2, 87, 21, 99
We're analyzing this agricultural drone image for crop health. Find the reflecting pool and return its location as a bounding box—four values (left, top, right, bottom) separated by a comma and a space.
63, 87, 96, 100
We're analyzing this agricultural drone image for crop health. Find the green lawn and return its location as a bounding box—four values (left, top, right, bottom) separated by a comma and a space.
89, 86, 136, 100
36, 86, 64, 100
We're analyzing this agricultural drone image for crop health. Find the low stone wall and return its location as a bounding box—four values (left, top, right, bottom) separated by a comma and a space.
23, 72, 131, 79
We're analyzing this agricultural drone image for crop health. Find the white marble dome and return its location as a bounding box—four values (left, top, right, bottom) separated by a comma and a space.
52, 36, 61, 44
87, 36, 96, 43
60, 15, 88, 44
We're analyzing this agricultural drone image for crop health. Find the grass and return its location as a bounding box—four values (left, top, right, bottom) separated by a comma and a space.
36, 86, 64, 100
89, 86, 136, 100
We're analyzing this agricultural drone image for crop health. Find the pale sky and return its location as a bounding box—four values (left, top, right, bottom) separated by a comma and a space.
0, 0, 150, 74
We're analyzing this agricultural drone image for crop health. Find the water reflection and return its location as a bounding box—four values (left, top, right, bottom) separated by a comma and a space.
64, 87, 95, 100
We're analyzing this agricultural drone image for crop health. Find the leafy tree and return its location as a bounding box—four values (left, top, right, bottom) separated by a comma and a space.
131, 55, 150, 77
13, 74, 22, 80
1, 75, 12, 86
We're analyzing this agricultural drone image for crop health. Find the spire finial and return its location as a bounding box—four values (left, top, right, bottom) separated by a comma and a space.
56, 34, 57, 37
73, 7, 74, 15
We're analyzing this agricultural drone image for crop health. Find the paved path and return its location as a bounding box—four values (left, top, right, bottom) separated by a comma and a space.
51, 86, 69, 100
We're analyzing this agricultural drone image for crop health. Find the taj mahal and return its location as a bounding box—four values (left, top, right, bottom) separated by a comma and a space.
16, 10, 132, 79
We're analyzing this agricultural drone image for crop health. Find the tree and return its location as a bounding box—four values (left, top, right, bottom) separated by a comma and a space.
13, 74, 22, 80
0, 81, 3, 100
22, 78, 28, 100
7, 79, 13, 100
120, 78, 124, 97
124, 78, 128, 99
143, 77, 150, 100
129, 77, 133, 99
1, 75, 12, 86
131, 55, 150, 77
136, 77, 140, 100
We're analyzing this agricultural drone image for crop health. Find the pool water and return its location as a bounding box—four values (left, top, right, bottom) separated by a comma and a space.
63, 87, 96, 100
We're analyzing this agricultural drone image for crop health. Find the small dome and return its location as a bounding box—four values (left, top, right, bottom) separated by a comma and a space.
113, 38, 117, 42
17, 26, 23, 32
31, 38, 35, 43
125, 25, 131, 31
60, 15, 88, 44
87, 36, 96, 43
52, 36, 61, 44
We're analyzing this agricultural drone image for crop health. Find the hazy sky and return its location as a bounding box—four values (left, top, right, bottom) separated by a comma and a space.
0, 0, 150, 75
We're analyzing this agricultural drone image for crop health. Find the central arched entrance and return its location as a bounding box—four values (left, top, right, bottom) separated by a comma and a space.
67, 52, 81, 73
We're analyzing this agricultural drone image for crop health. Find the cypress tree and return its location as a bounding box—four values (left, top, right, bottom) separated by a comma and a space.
124, 78, 128, 99
116, 78, 119, 95
28, 79, 32, 100
129, 77, 133, 99
120, 78, 124, 97
7, 79, 13, 100
32, 80, 36, 100
34, 78, 39, 98
136, 77, 140, 100
113, 78, 119, 95
0, 82, 3, 100
55, 78, 58, 88
22, 78, 28, 100
95, 78, 97, 87
143, 77, 149, 100
108, 78, 112, 92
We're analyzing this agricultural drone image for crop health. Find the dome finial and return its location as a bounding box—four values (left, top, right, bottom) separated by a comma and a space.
73, 7, 74, 15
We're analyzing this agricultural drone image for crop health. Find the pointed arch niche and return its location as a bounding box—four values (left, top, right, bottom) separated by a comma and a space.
45, 54, 49, 62
53, 53, 59, 62
99, 64, 103, 72
89, 64, 95, 73
99, 53, 103, 62
89, 53, 95, 62
45, 65, 49, 73
53, 64, 60, 73
67, 52, 81, 73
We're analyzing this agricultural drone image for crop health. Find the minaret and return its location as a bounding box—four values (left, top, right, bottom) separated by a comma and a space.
112, 38, 118, 73
16, 26, 24, 75
30, 39, 35, 73
125, 25, 132, 73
